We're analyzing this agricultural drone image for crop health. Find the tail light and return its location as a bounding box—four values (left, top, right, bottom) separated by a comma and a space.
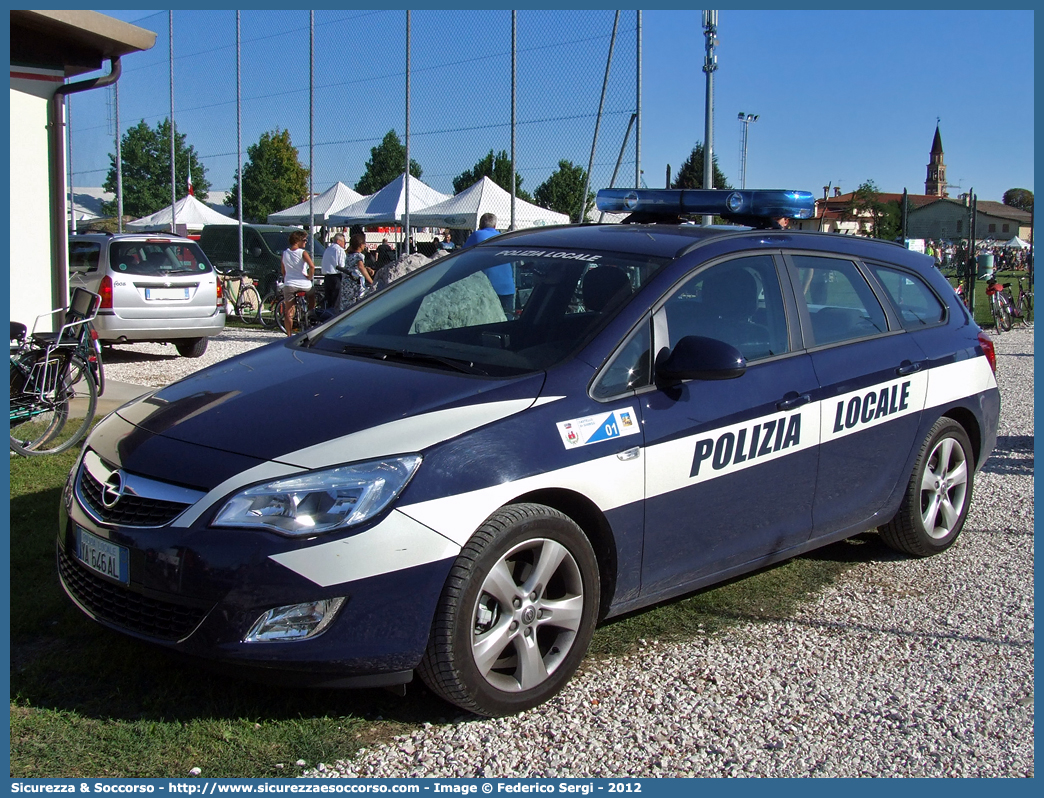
216, 279, 223, 307
98, 275, 113, 309
977, 331, 997, 374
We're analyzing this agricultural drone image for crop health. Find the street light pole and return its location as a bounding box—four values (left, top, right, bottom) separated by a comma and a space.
738, 112, 758, 189
701, 10, 719, 226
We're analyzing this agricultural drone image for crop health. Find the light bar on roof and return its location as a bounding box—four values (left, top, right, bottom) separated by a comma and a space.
596, 188, 816, 220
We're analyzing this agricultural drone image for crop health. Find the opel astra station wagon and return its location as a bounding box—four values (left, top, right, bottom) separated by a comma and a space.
58, 189, 1000, 716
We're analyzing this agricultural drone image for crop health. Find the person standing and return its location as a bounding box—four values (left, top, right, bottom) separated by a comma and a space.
376, 237, 395, 266
320, 232, 347, 312
465, 212, 514, 314
338, 232, 375, 313
281, 230, 316, 335
440, 230, 455, 251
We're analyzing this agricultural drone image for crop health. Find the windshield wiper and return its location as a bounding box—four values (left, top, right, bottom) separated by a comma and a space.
340, 343, 487, 375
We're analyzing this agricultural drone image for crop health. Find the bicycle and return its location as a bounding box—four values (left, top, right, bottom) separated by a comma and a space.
274, 287, 312, 335
10, 288, 103, 456
984, 272, 1013, 332
1000, 275, 1033, 328
217, 268, 262, 324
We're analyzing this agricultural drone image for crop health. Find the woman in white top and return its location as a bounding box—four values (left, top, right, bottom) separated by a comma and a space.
281, 230, 316, 335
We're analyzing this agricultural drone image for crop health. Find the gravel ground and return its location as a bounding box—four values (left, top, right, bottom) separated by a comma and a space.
101, 326, 286, 387
101, 324, 1033, 777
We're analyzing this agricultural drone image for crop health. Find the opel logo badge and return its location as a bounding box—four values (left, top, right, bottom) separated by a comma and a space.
102, 470, 125, 508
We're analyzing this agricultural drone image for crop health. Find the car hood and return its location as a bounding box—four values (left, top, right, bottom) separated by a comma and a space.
116, 340, 546, 468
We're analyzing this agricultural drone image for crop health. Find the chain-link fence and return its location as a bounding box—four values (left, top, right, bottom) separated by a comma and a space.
67, 9, 641, 242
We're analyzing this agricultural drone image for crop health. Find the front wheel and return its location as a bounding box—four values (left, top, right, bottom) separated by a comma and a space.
418, 503, 599, 717
879, 417, 974, 557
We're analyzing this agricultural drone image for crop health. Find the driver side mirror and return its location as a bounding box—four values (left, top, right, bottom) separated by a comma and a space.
249, 246, 263, 258
656, 335, 746, 383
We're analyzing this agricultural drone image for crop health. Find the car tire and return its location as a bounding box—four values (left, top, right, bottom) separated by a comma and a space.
879, 417, 974, 558
418, 503, 599, 717
174, 337, 208, 358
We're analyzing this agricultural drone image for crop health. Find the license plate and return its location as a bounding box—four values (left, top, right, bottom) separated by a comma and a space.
145, 287, 189, 300
75, 527, 129, 584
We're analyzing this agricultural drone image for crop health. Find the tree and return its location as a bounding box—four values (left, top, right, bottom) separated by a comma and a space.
533, 160, 594, 224
671, 142, 732, 190
225, 129, 309, 223
452, 150, 533, 201
1002, 188, 1033, 213
850, 180, 901, 240
354, 130, 422, 195
102, 119, 210, 218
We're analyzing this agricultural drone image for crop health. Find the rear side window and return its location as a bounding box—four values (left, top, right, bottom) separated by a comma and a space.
867, 264, 946, 329
109, 241, 213, 276
69, 241, 100, 273
790, 255, 888, 346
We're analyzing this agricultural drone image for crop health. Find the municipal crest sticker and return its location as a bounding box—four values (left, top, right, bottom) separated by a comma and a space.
556, 407, 640, 449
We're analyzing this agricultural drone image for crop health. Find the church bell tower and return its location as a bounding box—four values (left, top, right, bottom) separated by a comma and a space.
925, 122, 947, 197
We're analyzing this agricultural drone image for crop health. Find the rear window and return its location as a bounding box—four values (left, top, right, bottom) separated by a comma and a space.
109, 241, 213, 276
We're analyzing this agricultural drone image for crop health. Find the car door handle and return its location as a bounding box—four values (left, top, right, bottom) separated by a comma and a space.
776, 392, 811, 411
896, 361, 923, 376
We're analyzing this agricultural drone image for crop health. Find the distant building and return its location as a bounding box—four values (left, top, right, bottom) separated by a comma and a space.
925, 123, 948, 197
907, 197, 1032, 243
791, 186, 938, 235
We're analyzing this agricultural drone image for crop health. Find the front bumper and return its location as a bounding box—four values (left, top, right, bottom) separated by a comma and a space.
58, 448, 459, 686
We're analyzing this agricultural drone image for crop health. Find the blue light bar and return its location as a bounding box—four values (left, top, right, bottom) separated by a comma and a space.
596, 188, 816, 220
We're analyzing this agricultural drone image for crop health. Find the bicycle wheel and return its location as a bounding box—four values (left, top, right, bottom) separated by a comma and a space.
258, 291, 279, 328
11, 353, 97, 456
11, 356, 68, 455
274, 297, 288, 334
236, 284, 262, 323
994, 294, 1012, 332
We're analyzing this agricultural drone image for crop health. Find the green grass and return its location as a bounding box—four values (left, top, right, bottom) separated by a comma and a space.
10, 447, 882, 777
944, 268, 1033, 328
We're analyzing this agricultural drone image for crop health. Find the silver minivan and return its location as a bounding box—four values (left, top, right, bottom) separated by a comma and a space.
69, 234, 225, 358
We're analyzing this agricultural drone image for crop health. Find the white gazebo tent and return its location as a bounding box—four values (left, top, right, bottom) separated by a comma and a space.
266, 181, 365, 225
408, 176, 570, 230
126, 194, 236, 232
326, 173, 450, 226
1004, 236, 1030, 249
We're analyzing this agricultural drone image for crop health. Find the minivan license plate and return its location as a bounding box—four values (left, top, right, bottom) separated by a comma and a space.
145, 287, 189, 300
75, 527, 129, 584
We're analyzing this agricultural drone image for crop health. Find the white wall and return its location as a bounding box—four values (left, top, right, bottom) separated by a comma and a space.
10, 71, 61, 331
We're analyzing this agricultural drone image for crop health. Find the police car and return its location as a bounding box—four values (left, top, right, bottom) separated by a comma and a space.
58, 189, 999, 717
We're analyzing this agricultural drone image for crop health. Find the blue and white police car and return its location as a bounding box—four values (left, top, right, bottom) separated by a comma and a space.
59, 189, 1000, 716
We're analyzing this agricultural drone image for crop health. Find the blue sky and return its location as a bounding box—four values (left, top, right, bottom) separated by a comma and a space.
78, 8, 1034, 205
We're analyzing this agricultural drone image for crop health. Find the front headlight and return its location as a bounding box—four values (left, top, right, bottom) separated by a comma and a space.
211, 455, 421, 536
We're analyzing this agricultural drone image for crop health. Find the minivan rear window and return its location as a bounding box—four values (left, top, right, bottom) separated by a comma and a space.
109, 241, 213, 276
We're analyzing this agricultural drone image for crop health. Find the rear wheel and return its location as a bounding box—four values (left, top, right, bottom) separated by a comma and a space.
994, 295, 1012, 331
10, 353, 98, 456
236, 284, 262, 323
175, 337, 208, 358
879, 418, 973, 557
418, 503, 599, 717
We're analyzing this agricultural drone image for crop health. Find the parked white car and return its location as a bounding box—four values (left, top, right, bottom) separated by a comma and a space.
68, 233, 225, 357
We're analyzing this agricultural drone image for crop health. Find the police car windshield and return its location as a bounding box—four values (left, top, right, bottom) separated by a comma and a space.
308, 246, 670, 376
